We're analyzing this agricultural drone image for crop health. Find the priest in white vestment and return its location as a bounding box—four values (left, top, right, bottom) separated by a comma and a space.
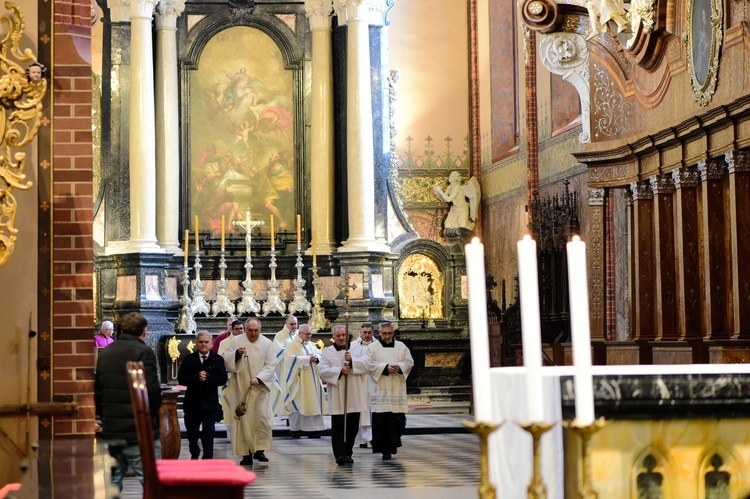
353, 322, 375, 447
281, 324, 327, 437
367, 322, 414, 460
271, 315, 298, 417
222, 317, 277, 466
319, 324, 372, 465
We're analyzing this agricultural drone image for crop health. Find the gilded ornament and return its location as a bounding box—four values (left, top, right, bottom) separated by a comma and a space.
685, 0, 723, 106
0, 3, 47, 268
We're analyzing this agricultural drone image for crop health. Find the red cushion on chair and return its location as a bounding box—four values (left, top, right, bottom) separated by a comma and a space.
156, 460, 255, 487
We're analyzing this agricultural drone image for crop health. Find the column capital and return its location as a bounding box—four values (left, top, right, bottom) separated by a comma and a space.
671, 167, 700, 189
629, 180, 653, 201
588, 187, 605, 206
108, 0, 131, 23
155, 0, 186, 29
697, 158, 726, 182
333, 0, 383, 24
305, 0, 333, 30
725, 150, 750, 174
649, 174, 674, 195
130, 0, 159, 20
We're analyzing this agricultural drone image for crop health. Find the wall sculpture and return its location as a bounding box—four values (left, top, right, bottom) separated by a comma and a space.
0, 3, 47, 267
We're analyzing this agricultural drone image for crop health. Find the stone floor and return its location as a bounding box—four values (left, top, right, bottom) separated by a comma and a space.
121, 411, 481, 498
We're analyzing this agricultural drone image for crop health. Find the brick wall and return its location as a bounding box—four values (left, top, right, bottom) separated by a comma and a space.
51, 6, 94, 436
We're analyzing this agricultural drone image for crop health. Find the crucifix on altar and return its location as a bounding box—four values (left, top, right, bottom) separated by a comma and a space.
233, 208, 266, 316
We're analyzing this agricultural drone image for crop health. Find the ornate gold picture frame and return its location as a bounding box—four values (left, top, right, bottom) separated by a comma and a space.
685, 0, 722, 106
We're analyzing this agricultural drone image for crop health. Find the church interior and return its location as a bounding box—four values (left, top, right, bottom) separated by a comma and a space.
2, 0, 750, 496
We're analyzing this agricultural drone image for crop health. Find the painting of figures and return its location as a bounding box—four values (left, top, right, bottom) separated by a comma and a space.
190, 26, 295, 236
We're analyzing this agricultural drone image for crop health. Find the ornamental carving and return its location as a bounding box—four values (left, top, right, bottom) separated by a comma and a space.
725, 151, 750, 174
0, 3, 47, 268
671, 167, 700, 188
539, 32, 590, 143
629, 180, 653, 200
588, 187, 605, 205
649, 174, 674, 194
697, 158, 725, 181
592, 64, 636, 138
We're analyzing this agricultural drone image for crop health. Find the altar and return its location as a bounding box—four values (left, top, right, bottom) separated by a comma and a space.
488, 364, 750, 498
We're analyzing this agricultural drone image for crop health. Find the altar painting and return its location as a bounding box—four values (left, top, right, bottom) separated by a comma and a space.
190, 26, 295, 236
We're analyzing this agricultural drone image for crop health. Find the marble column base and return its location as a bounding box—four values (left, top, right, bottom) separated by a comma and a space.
106, 239, 166, 255
338, 237, 391, 253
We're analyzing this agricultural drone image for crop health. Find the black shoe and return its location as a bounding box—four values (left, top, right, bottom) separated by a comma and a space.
253, 450, 269, 462
307, 432, 321, 439
336, 456, 346, 466
382, 453, 392, 461
345, 456, 354, 464
239, 455, 253, 466
359, 443, 368, 448
291, 431, 301, 439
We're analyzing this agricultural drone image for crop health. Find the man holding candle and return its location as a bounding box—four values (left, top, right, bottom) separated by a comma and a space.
367, 322, 414, 460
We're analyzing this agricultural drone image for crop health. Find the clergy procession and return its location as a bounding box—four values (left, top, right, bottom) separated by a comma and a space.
215, 316, 414, 466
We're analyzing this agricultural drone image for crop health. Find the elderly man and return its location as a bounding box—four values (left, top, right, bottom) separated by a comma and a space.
319, 324, 372, 465
353, 323, 375, 448
281, 324, 327, 438
95, 312, 161, 490
222, 317, 277, 466
94, 321, 115, 349
211, 316, 238, 354
367, 322, 414, 460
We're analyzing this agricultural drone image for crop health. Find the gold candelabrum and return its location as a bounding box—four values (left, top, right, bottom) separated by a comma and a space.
463, 419, 503, 499
519, 421, 556, 499
309, 265, 329, 333
565, 418, 607, 499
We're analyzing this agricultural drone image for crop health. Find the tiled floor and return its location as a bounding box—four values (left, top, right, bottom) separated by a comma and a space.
121, 413, 481, 498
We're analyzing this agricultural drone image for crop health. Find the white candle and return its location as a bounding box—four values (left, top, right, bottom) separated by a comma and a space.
465, 238, 492, 422
517, 235, 544, 422
567, 235, 595, 426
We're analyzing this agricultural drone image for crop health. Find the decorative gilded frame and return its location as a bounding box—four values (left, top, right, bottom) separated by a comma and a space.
685, 0, 722, 106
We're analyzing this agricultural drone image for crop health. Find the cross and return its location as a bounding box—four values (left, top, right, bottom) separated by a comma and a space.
233, 208, 265, 238
338, 274, 357, 318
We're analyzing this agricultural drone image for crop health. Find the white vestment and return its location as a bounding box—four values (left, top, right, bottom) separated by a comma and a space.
368, 340, 414, 413
319, 342, 370, 415
222, 334, 277, 456
271, 326, 295, 417
352, 338, 375, 444
281, 336, 327, 431
217, 334, 240, 423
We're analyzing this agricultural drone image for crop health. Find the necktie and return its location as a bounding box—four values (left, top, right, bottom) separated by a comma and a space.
201, 355, 206, 364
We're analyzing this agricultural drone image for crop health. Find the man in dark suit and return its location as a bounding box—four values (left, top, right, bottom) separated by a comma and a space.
95, 312, 161, 491
178, 330, 228, 459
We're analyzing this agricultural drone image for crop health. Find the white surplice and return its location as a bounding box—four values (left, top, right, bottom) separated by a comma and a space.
367, 340, 414, 413
281, 336, 327, 431
319, 342, 371, 415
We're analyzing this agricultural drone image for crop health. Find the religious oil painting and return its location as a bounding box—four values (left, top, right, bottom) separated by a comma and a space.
686, 0, 722, 106
190, 26, 295, 236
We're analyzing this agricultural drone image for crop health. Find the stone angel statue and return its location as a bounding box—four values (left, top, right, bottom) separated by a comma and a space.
585, 0, 630, 39
433, 171, 481, 231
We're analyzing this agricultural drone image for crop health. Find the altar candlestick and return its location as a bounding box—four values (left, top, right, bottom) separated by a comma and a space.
221, 215, 226, 250
517, 234, 544, 422
296, 214, 301, 246
184, 230, 189, 265
194, 215, 199, 250
270, 215, 275, 245
567, 235, 595, 426
465, 238, 492, 422
312, 230, 317, 266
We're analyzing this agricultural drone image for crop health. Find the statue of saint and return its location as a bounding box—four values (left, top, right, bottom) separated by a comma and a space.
433, 171, 481, 231
585, 0, 630, 39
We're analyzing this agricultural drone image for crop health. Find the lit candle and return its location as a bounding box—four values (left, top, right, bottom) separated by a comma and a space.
271, 215, 276, 248
312, 230, 317, 266
221, 215, 226, 250
194, 215, 199, 250
183, 229, 189, 265
465, 238, 492, 422
517, 234, 544, 422
296, 214, 301, 247
567, 235, 595, 426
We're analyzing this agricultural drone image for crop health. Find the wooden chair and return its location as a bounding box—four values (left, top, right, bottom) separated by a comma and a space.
126, 361, 255, 499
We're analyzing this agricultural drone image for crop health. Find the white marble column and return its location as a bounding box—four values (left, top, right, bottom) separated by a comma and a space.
155, 0, 185, 254
305, 0, 336, 256
335, 0, 390, 253
123, 0, 162, 253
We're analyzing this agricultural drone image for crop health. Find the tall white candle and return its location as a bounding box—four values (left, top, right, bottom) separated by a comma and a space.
465, 238, 492, 422
517, 235, 544, 422
566, 235, 595, 426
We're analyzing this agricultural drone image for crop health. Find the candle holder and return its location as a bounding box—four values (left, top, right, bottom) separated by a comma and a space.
309, 265, 329, 333
564, 418, 607, 499
176, 264, 196, 333
211, 247, 235, 316
190, 248, 210, 317
262, 243, 287, 316
233, 209, 264, 316
463, 419, 504, 499
288, 244, 311, 315
518, 421, 555, 499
